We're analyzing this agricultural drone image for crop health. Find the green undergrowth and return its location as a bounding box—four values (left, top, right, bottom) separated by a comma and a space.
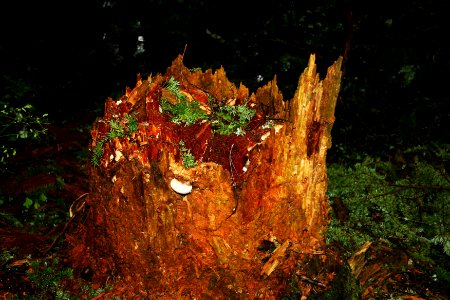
326, 142, 450, 287
0, 176, 68, 230
1, 255, 119, 300
0, 101, 49, 172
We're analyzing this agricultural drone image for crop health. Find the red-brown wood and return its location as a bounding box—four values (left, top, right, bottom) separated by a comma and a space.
67, 53, 343, 299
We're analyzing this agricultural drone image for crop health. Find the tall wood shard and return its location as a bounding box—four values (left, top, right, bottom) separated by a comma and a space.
67, 54, 343, 299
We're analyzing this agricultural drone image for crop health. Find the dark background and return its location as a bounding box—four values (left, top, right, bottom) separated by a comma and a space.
1, 0, 448, 160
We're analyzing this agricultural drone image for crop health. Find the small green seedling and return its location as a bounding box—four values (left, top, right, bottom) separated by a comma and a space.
179, 140, 197, 168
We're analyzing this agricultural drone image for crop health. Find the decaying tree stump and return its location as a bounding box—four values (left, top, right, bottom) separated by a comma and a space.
67, 53, 342, 299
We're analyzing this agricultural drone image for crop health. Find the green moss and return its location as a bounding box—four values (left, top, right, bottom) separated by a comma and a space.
160, 77, 255, 135
326, 152, 450, 263
26, 258, 73, 299
125, 113, 139, 133
211, 104, 255, 136
164, 76, 184, 100
179, 140, 197, 168
91, 138, 105, 167
161, 97, 208, 126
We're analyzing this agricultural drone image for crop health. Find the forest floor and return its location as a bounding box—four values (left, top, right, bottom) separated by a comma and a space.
0, 112, 448, 299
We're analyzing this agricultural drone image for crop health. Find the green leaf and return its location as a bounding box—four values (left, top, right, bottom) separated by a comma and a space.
23, 197, 33, 209
39, 192, 48, 203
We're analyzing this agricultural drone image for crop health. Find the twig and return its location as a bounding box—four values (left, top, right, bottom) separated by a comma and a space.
299, 275, 327, 288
